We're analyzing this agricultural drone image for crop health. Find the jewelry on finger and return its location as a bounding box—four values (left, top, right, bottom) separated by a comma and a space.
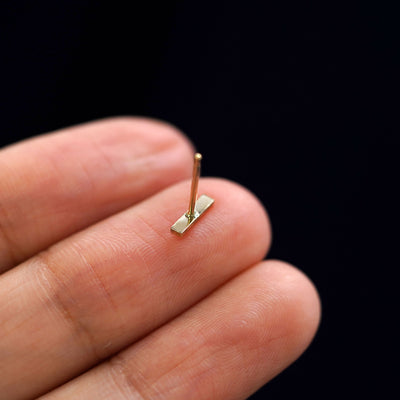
171, 153, 214, 235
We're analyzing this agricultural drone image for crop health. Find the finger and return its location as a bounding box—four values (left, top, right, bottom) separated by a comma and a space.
41, 260, 321, 400
0, 179, 271, 400
0, 117, 194, 272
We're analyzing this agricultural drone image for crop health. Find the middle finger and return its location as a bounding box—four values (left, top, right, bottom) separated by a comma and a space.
0, 178, 271, 400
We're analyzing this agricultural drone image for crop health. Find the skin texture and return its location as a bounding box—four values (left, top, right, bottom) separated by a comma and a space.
0, 118, 320, 400
0, 118, 194, 272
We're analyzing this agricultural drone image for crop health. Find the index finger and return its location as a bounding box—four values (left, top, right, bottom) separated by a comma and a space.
0, 117, 193, 272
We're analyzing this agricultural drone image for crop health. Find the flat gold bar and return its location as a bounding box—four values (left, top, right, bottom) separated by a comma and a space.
171, 194, 214, 235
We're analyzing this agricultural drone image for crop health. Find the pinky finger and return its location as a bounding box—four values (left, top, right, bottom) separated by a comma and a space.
40, 260, 321, 400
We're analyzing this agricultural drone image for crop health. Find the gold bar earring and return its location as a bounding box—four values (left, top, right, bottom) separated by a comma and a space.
171, 153, 214, 235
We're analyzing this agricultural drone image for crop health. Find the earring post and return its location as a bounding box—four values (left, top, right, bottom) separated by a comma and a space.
171, 152, 214, 236
187, 153, 202, 220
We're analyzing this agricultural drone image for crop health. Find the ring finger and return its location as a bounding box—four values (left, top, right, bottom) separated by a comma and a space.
41, 260, 321, 400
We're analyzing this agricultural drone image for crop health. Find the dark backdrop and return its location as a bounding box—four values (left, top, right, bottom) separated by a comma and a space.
1, 1, 397, 399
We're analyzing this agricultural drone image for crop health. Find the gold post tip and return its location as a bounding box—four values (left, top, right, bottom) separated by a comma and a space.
194, 153, 202, 161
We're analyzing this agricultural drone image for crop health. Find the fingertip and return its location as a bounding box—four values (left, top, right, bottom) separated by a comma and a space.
197, 178, 272, 259
96, 116, 195, 153
101, 117, 197, 188
255, 260, 321, 362
84, 116, 195, 173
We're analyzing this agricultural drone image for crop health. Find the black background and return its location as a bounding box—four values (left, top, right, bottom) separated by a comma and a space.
0, 1, 398, 399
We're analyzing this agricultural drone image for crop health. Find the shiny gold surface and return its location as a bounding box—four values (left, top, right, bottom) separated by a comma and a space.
187, 153, 202, 220
171, 195, 214, 235
171, 153, 214, 236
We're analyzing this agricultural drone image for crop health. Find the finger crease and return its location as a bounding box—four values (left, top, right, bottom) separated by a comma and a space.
109, 355, 162, 400
35, 250, 100, 363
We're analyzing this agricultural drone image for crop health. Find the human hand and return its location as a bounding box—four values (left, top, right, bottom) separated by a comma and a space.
0, 118, 320, 399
